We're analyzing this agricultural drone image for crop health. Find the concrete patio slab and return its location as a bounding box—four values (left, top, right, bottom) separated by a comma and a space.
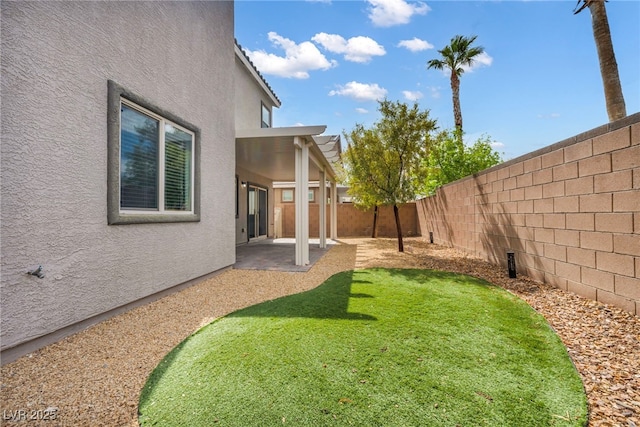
234, 238, 337, 272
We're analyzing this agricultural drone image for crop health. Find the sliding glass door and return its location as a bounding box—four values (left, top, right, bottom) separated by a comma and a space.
248, 185, 267, 240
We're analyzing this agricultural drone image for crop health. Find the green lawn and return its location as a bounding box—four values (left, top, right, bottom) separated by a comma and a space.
139, 268, 587, 426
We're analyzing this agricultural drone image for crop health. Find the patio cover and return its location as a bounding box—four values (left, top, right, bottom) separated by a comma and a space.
236, 126, 341, 265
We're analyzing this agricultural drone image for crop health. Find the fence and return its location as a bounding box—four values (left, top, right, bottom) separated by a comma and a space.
416, 113, 639, 315
275, 203, 418, 238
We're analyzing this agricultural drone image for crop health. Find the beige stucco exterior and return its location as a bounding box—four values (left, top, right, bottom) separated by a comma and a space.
234, 45, 281, 244
234, 44, 280, 131
1, 1, 343, 362
1, 1, 235, 359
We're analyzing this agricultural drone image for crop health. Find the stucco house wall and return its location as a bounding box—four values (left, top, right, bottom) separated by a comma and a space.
234, 46, 279, 131
1, 2, 235, 359
234, 45, 281, 244
416, 114, 640, 315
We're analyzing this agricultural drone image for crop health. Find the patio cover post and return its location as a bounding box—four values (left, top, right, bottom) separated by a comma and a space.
319, 168, 326, 249
330, 181, 337, 240
294, 136, 310, 265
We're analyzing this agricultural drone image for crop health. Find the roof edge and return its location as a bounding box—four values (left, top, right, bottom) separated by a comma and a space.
236, 125, 327, 139
235, 39, 281, 108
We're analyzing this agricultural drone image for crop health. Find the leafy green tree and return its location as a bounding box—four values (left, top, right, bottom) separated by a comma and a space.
427, 35, 484, 134
342, 100, 437, 252
423, 129, 502, 195
574, 0, 626, 121
338, 124, 383, 237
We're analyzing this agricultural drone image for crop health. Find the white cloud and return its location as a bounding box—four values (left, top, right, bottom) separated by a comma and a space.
537, 113, 561, 119
244, 32, 337, 79
402, 90, 423, 101
355, 108, 369, 114
312, 33, 386, 63
463, 132, 503, 150
329, 81, 388, 102
460, 51, 493, 73
397, 37, 434, 52
367, 0, 430, 27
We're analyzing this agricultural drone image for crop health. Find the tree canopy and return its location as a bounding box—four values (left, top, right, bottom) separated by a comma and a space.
423, 129, 503, 195
341, 100, 437, 251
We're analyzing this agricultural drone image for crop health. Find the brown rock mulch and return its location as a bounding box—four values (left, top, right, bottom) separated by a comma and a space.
0, 244, 358, 426
1, 238, 638, 426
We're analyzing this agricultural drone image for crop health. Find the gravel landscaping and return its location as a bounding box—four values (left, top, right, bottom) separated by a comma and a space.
1, 237, 638, 426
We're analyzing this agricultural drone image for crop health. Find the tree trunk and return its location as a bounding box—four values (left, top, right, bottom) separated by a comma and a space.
589, 1, 626, 121
371, 205, 379, 238
393, 204, 404, 252
450, 72, 463, 133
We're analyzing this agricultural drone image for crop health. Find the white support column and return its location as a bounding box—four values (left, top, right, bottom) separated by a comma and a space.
294, 138, 303, 265
294, 136, 310, 265
301, 141, 310, 265
330, 180, 338, 240
319, 169, 326, 249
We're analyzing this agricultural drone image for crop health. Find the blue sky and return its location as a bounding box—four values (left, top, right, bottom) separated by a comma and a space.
235, 0, 639, 160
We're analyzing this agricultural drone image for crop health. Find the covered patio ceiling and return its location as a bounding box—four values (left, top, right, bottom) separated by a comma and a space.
236, 126, 340, 181
236, 125, 341, 266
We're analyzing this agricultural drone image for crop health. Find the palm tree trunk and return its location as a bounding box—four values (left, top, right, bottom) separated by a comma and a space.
393, 204, 404, 252
588, 0, 626, 121
450, 72, 463, 133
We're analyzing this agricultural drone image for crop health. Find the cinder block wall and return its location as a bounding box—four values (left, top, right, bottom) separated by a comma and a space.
336, 203, 418, 237
417, 113, 640, 315
277, 203, 418, 238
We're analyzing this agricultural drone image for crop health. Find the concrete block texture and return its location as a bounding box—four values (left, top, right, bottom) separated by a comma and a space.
594, 170, 633, 193
615, 275, 640, 300
595, 213, 634, 233
566, 176, 594, 196
613, 190, 640, 212
593, 127, 631, 155
277, 203, 419, 238
579, 153, 612, 177
564, 139, 593, 162
416, 113, 640, 315
580, 231, 613, 252
532, 168, 553, 185
580, 193, 613, 213
553, 162, 578, 181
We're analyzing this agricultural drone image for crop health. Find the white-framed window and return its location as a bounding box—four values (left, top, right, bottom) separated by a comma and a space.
261, 102, 271, 128
120, 100, 194, 212
308, 189, 315, 202
282, 189, 293, 202
108, 80, 200, 224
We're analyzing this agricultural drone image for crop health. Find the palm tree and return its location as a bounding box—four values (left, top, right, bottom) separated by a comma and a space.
574, 0, 626, 122
427, 35, 484, 134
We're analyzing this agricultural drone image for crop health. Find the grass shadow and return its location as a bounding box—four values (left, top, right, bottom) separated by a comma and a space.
227, 270, 377, 320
